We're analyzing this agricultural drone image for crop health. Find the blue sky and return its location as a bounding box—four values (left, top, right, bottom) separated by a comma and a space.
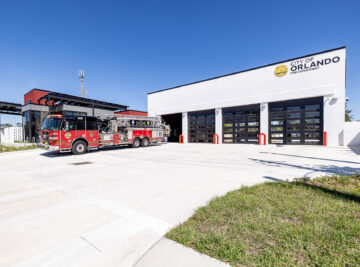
0, 0, 359, 125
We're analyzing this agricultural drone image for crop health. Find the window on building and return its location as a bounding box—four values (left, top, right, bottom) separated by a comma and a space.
24, 111, 31, 123
32, 111, 41, 121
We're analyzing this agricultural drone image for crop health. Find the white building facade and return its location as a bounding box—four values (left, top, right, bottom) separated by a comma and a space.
148, 47, 347, 146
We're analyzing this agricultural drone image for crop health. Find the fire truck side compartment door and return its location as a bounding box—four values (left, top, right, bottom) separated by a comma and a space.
85, 118, 99, 147
113, 134, 119, 144
128, 129, 133, 141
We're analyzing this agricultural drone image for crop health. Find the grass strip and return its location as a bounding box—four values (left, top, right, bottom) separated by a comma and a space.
166, 174, 360, 267
0, 145, 37, 153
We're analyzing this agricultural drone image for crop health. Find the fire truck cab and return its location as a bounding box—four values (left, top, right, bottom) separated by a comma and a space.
41, 114, 170, 155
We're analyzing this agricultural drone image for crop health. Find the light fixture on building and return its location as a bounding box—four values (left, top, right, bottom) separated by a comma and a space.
260, 103, 267, 111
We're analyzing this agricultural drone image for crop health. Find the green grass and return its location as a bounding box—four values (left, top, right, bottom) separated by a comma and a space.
166, 174, 360, 267
0, 144, 36, 153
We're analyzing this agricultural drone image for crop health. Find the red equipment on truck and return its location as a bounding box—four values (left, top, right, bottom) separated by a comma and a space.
41, 114, 170, 155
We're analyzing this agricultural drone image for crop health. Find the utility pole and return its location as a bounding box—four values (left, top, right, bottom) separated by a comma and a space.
22, 113, 25, 146
79, 70, 85, 97
0, 113, 2, 145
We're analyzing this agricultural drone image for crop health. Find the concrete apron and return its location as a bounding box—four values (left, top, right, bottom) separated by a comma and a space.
0, 144, 358, 266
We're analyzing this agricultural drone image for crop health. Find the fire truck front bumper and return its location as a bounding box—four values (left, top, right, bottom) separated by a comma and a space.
38, 143, 60, 151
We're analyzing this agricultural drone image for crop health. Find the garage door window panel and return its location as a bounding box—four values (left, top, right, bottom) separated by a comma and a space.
188, 110, 215, 143
222, 105, 260, 144
269, 97, 323, 145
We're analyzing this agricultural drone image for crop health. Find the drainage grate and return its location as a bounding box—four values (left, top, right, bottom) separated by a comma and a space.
70, 161, 92, 166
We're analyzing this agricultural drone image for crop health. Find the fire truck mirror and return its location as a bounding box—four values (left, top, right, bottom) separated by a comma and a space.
65, 121, 69, 131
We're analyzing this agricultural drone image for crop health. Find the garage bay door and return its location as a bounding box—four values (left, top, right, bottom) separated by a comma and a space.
269, 97, 323, 145
222, 105, 260, 143
189, 110, 215, 143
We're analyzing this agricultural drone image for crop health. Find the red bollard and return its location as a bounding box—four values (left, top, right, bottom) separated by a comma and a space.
179, 135, 184, 144
213, 134, 219, 144
324, 131, 327, 146
258, 133, 267, 145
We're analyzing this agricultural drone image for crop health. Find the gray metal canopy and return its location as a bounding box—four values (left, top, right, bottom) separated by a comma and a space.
39, 92, 128, 111
0, 101, 22, 115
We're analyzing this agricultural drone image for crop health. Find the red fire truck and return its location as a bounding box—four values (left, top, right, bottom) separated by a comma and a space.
41, 114, 170, 155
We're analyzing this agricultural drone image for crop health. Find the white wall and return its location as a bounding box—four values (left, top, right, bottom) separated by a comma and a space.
344, 122, 360, 146
0, 127, 23, 144
182, 112, 188, 143
260, 103, 269, 144
215, 108, 222, 144
148, 48, 346, 146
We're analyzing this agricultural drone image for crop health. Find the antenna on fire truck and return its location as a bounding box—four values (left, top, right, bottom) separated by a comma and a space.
78, 69, 85, 97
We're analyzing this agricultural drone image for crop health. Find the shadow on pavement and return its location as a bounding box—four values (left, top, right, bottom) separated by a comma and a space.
259, 152, 360, 165
349, 146, 360, 155
250, 158, 360, 176
263, 176, 285, 182
40, 143, 165, 157
40, 151, 73, 158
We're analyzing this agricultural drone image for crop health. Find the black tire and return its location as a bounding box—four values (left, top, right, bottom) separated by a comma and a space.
132, 138, 141, 148
72, 140, 88, 155
141, 138, 150, 147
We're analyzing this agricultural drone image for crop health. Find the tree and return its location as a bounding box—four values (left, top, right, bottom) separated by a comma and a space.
16, 122, 22, 127
345, 103, 353, 122
0, 123, 13, 128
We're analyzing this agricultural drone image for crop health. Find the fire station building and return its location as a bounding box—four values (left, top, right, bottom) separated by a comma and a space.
148, 47, 347, 146
21, 89, 146, 143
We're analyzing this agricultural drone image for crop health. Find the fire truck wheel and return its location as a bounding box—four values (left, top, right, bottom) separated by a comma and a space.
132, 138, 141, 148
141, 138, 150, 147
72, 140, 88, 155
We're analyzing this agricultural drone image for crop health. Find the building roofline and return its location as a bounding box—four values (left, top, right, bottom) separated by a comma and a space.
24, 88, 51, 96
147, 46, 346, 95
122, 109, 148, 113
22, 102, 50, 107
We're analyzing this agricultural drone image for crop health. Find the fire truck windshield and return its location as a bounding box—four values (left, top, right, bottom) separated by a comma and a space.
42, 118, 61, 130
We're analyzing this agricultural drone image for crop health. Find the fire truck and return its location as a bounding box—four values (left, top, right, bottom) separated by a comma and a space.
41, 114, 170, 155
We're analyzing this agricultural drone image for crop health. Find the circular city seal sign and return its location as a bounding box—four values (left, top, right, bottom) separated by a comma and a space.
89, 132, 94, 138
65, 132, 72, 139
274, 65, 288, 77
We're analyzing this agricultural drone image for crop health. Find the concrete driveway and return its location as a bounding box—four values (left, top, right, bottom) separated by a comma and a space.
0, 143, 359, 266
